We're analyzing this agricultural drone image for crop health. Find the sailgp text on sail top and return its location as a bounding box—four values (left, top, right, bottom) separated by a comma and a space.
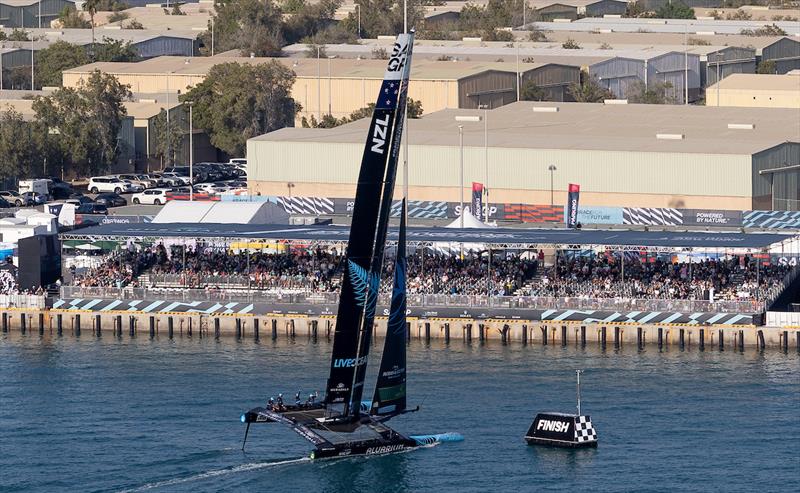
370, 42, 409, 156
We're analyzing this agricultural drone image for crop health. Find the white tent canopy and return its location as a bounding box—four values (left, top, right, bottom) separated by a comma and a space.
153, 201, 289, 224
445, 209, 496, 229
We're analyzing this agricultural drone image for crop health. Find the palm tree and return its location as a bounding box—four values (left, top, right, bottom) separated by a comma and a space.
83, 0, 100, 59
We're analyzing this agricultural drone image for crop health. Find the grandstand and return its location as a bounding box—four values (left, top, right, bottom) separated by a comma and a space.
58, 222, 799, 320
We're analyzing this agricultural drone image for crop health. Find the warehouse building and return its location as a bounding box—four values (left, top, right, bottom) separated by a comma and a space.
247, 101, 800, 211
0, 47, 32, 89
0, 27, 200, 58
706, 73, 800, 109
761, 36, 800, 74
63, 56, 581, 120
528, 17, 800, 36
530, 0, 627, 21
589, 49, 701, 103
0, 0, 73, 28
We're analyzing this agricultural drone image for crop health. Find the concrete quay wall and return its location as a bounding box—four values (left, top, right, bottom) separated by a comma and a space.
1, 308, 799, 352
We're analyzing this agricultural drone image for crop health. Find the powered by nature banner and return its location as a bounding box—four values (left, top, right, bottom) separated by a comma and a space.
472, 182, 484, 222
566, 183, 580, 228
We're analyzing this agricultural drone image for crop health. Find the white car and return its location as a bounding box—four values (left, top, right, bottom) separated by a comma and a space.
117, 174, 154, 189
160, 172, 191, 186
131, 188, 170, 205
88, 177, 133, 194
121, 180, 144, 193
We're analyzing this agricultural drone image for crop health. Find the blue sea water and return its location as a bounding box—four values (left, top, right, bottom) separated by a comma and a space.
1, 333, 798, 493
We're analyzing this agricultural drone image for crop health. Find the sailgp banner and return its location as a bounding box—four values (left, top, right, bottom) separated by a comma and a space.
472, 183, 484, 222
571, 206, 623, 225
682, 209, 742, 227
566, 184, 580, 228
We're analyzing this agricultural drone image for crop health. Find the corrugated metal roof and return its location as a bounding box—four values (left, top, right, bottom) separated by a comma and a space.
64, 55, 563, 80
251, 101, 800, 155
707, 72, 800, 92
529, 18, 800, 36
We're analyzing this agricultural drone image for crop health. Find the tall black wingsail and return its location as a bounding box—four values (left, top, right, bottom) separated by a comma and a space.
371, 200, 408, 416
324, 32, 415, 418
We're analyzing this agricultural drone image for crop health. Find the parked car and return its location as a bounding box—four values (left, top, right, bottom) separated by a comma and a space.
0, 190, 31, 207
94, 193, 127, 207
160, 172, 191, 186
0, 196, 12, 208
146, 173, 169, 187
131, 188, 170, 205
117, 174, 154, 190
121, 180, 145, 193
22, 191, 47, 205
65, 196, 94, 206
76, 203, 108, 215
88, 176, 133, 194
228, 158, 247, 167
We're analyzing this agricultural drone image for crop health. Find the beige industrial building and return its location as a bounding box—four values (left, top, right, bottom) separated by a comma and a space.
62, 56, 580, 120
247, 101, 800, 211
706, 73, 800, 109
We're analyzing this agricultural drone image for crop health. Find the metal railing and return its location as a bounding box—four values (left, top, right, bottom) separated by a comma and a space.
58, 286, 765, 314
0, 294, 47, 309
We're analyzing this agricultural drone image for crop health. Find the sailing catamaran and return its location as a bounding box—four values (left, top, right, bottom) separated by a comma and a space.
240, 31, 461, 459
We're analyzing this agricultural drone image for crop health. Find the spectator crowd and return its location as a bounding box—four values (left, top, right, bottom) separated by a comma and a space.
68, 245, 793, 303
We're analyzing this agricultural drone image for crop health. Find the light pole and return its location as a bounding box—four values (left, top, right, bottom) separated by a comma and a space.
165, 71, 173, 166
479, 104, 489, 222
455, 114, 482, 221
356, 4, 361, 39
458, 125, 464, 228
187, 100, 194, 201
327, 55, 336, 116
316, 46, 321, 119
548, 164, 557, 206
30, 31, 34, 90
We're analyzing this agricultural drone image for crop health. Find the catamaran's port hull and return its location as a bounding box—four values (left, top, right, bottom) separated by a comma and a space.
311, 440, 418, 459
525, 437, 598, 448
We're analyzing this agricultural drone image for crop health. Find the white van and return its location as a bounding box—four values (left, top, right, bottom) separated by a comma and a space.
19, 179, 50, 197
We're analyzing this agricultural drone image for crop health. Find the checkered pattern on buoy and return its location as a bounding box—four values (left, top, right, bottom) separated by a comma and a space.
574, 416, 597, 443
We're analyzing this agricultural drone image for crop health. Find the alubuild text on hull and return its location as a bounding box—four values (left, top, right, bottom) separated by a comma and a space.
240, 31, 462, 459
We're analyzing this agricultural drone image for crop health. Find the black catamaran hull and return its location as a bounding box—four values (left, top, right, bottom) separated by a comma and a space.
311, 437, 419, 459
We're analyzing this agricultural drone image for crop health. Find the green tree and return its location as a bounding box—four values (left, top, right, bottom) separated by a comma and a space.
94, 37, 139, 62
283, 0, 340, 43
653, 2, 694, 19
123, 19, 144, 29
627, 80, 676, 104
152, 108, 186, 166
520, 80, 547, 101
302, 97, 423, 127
32, 70, 132, 177
740, 24, 787, 36
567, 72, 614, 103
59, 6, 92, 28
341, 0, 425, 39
0, 107, 41, 181
203, 0, 285, 57
567, 76, 613, 102
108, 10, 129, 23
756, 60, 776, 74
8, 29, 30, 41
562, 38, 581, 49
182, 62, 297, 156
35, 41, 90, 89
83, 0, 101, 54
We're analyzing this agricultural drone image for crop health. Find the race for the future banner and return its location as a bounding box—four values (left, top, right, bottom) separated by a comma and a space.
566, 183, 580, 228
472, 182, 484, 222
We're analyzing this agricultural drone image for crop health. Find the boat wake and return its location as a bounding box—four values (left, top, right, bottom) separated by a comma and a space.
117, 457, 311, 492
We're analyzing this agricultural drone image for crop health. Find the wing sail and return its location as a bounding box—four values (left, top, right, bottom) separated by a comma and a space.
371, 200, 408, 416
324, 32, 415, 418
